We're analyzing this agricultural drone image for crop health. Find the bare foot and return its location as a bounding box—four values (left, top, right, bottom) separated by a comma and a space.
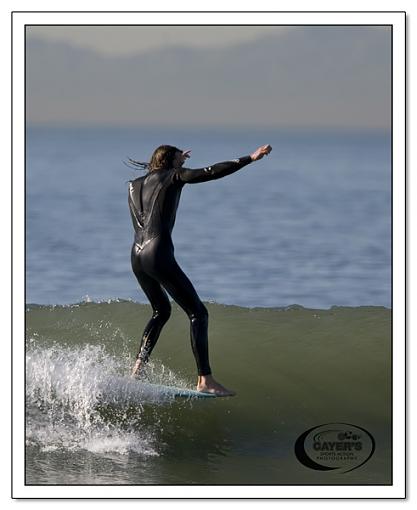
131, 358, 142, 378
196, 374, 236, 397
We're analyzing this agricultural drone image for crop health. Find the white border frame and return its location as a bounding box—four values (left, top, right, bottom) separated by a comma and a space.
12, 10, 406, 499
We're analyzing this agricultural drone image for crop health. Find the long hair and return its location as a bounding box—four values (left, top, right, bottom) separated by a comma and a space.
125, 145, 181, 172
149, 145, 181, 171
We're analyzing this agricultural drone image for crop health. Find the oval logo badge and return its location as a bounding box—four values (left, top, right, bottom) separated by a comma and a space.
295, 423, 375, 473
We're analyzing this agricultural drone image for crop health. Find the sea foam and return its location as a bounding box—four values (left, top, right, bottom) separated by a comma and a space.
26, 342, 188, 455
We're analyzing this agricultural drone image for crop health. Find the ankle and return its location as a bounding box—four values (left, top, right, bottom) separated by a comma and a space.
197, 374, 213, 386
131, 358, 143, 376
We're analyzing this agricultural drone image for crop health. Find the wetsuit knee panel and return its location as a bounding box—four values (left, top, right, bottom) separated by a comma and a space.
190, 303, 209, 323
153, 304, 171, 323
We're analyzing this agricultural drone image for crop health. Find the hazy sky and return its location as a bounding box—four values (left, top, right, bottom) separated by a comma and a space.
26, 25, 391, 130
26, 26, 290, 56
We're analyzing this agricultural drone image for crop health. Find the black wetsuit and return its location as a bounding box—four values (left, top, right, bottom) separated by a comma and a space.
128, 155, 253, 375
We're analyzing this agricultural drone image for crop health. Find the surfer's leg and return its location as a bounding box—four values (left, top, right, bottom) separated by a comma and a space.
131, 268, 172, 377
159, 259, 211, 376
159, 260, 235, 396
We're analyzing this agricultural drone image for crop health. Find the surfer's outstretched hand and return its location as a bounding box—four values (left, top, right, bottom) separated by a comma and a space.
250, 144, 272, 161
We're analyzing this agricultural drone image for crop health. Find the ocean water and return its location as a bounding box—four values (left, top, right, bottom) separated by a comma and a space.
26, 126, 391, 308
25, 126, 392, 485
26, 302, 391, 485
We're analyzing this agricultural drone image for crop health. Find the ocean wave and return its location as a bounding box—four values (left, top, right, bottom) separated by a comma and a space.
25, 342, 191, 456
25, 301, 391, 465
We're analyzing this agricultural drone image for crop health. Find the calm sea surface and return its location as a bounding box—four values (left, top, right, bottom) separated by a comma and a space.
26, 126, 391, 308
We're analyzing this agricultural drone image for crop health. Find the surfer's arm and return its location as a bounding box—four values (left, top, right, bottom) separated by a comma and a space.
175, 156, 253, 184
174, 145, 272, 184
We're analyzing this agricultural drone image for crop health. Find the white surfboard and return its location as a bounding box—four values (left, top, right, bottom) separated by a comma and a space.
141, 382, 217, 399
95, 376, 217, 406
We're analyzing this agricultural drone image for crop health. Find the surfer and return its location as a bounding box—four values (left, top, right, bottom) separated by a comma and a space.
128, 143, 272, 396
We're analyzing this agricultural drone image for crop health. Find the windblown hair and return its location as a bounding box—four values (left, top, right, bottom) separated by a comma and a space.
125, 145, 181, 172
149, 145, 181, 171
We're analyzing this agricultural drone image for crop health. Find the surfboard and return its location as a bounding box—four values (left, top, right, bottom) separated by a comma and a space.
94, 377, 217, 407
141, 382, 217, 399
